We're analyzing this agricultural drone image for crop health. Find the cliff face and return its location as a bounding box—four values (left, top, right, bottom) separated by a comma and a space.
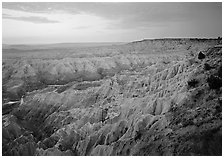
2, 39, 222, 156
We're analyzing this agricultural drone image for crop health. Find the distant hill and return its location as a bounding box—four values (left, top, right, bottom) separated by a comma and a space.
2, 42, 125, 50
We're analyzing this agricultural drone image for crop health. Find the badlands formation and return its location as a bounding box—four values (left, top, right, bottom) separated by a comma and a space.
2, 39, 222, 156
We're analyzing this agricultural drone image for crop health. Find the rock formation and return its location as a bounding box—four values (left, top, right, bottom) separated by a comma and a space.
2, 38, 222, 156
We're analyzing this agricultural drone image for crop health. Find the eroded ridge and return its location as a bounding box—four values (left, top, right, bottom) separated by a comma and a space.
2, 39, 222, 156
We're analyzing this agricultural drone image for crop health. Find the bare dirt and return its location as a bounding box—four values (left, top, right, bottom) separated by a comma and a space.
2, 38, 222, 156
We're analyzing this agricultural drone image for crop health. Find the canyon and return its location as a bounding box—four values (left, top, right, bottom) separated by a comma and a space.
2, 38, 222, 156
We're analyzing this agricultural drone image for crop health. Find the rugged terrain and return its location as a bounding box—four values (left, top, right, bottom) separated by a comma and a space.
2, 38, 222, 156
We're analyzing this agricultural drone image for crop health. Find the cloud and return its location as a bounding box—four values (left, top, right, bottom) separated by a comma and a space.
3, 15, 60, 24
72, 25, 91, 30
2, 2, 222, 44
2, 13, 11, 17
2, 2, 221, 30
6, 16, 59, 24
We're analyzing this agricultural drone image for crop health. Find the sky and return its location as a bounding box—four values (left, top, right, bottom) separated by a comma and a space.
2, 2, 222, 44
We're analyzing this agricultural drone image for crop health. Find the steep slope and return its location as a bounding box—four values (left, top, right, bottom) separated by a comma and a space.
2, 39, 221, 156
2, 39, 217, 101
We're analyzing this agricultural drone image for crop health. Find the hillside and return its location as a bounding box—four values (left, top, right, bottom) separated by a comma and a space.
2, 38, 222, 156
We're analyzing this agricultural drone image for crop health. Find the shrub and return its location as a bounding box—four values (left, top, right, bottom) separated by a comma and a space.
204, 63, 212, 71
218, 66, 222, 78
187, 79, 199, 88
207, 75, 222, 90
198, 52, 206, 60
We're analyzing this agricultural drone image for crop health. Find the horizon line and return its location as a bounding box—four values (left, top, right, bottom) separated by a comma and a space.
3, 37, 221, 46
